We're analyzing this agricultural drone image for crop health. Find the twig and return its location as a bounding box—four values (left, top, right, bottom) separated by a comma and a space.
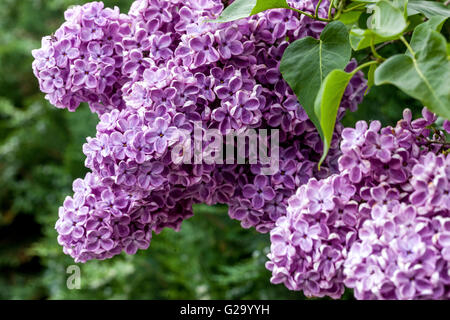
426, 140, 450, 146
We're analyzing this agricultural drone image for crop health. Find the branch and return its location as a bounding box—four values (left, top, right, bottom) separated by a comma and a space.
426, 140, 450, 146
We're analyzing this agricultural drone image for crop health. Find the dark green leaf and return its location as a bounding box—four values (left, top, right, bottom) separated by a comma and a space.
375, 29, 450, 119
280, 21, 351, 136
314, 70, 354, 167
407, 0, 450, 18
358, 11, 372, 29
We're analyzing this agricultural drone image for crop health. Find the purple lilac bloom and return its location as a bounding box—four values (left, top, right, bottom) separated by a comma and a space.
268, 109, 449, 299
32, 1, 131, 114
266, 174, 358, 299
35, 0, 367, 265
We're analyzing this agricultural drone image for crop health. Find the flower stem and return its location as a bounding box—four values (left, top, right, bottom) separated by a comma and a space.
288, 7, 331, 22
315, 0, 324, 19
327, 0, 334, 19
351, 60, 379, 75
332, 0, 345, 20
342, 2, 366, 12
370, 38, 386, 61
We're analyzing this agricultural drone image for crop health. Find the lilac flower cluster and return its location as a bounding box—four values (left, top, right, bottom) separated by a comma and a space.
267, 108, 450, 299
339, 110, 450, 300
34, 0, 367, 263
32, 2, 132, 114
266, 174, 359, 298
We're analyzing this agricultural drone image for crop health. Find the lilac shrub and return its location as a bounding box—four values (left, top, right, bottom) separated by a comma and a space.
267, 108, 450, 299
33, 0, 367, 263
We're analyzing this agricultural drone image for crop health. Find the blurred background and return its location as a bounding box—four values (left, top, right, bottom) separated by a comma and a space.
0, 0, 424, 300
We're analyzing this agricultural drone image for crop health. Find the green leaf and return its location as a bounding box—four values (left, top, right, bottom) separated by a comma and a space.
419, 15, 448, 31
250, 0, 290, 15
280, 21, 351, 137
408, 16, 448, 56
349, 0, 407, 50
314, 70, 354, 167
407, 0, 450, 18
212, 0, 256, 22
349, 28, 397, 50
375, 29, 450, 119
365, 63, 377, 95
370, 0, 408, 36
358, 11, 372, 28
213, 0, 289, 23
393, 0, 409, 17
339, 11, 363, 26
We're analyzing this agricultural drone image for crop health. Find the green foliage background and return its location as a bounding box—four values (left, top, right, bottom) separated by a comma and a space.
0, 0, 422, 300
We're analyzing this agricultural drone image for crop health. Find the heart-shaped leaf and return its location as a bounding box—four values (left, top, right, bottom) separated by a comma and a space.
280, 21, 351, 138
375, 28, 450, 119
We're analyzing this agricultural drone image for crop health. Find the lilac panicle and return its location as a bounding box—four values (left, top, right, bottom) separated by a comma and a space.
34, 0, 366, 263
266, 108, 450, 299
